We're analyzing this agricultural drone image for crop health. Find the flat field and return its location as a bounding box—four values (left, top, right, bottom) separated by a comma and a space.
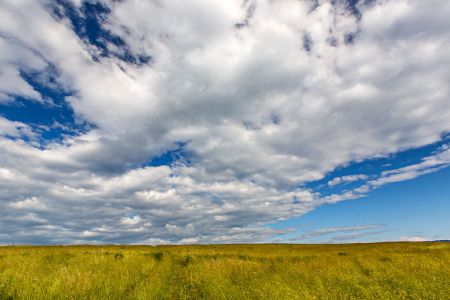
0, 242, 449, 299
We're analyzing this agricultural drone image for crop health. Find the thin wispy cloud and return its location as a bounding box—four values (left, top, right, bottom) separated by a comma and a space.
290, 225, 385, 241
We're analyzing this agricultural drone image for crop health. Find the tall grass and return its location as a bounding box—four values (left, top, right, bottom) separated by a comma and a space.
0, 242, 449, 299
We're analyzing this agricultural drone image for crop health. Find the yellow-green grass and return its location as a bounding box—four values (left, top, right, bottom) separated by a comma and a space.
1, 242, 449, 299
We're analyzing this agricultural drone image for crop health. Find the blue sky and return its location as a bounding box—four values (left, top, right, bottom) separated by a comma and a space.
272, 137, 450, 243
0, 0, 449, 244
272, 165, 450, 243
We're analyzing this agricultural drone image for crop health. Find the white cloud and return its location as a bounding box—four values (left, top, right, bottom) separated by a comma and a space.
317, 144, 450, 206
328, 174, 369, 186
0, 0, 449, 243
399, 236, 429, 242
178, 237, 200, 244
0, 117, 36, 139
370, 145, 450, 187
8, 197, 46, 210
120, 216, 142, 226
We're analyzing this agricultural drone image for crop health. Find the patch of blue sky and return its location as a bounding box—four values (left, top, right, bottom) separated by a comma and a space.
144, 142, 192, 168
332, 0, 376, 19
0, 67, 93, 146
270, 159, 450, 243
50, 0, 150, 65
339, 0, 361, 18
304, 133, 450, 196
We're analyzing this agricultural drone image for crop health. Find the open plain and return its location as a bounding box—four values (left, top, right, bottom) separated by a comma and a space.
1, 242, 449, 299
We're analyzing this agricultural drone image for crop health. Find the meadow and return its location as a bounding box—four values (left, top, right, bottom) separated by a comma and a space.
0, 242, 449, 299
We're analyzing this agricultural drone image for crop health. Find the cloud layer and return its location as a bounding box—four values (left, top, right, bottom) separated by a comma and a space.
0, 0, 449, 244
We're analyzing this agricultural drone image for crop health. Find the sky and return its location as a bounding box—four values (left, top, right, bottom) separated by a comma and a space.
0, 0, 449, 245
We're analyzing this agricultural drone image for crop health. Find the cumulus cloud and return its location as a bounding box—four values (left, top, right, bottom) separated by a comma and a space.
0, 117, 35, 139
8, 197, 47, 211
120, 216, 143, 226
0, 0, 449, 244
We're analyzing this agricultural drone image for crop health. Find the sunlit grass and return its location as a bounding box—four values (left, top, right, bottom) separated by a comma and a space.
1, 242, 449, 299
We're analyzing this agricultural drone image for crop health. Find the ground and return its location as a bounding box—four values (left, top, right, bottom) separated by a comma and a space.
0, 243, 449, 299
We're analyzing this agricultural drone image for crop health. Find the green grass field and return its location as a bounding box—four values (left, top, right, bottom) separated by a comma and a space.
0, 242, 449, 299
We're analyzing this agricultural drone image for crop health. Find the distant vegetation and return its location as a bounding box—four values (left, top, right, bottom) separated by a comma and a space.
1, 243, 449, 299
